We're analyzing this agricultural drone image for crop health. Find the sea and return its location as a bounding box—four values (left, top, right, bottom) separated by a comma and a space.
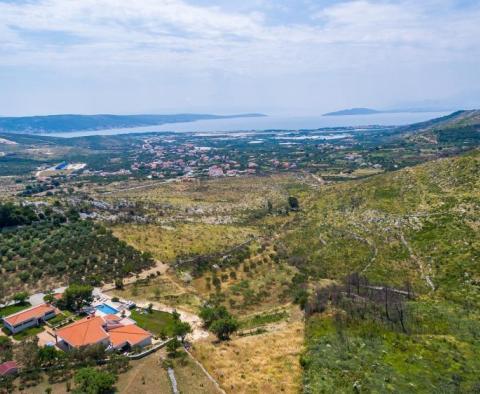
45, 112, 449, 138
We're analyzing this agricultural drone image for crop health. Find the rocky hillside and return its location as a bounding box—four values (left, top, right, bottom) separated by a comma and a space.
282, 149, 480, 392
284, 148, 480, 299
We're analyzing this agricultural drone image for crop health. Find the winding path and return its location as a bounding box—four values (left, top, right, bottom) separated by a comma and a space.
400, 232, 435, 291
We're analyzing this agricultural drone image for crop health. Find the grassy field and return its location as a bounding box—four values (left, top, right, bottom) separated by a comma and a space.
130, 309, 176, 337
110, 252, 296, 316
113, 223, 257, 263
192, 319, 304, 394
115, 354, 172, 394
318, 167, 384, 180
102, 175, 296, 210
108, 174, 306, 319
238, 309, 289, 330
106, 175, 307, 266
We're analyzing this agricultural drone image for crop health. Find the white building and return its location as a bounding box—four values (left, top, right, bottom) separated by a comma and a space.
2, 303, 57, 334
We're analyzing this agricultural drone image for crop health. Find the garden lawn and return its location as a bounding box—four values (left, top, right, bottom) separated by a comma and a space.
46, 310, 75, 326
12, 325, 44, 341
130, 310, 176, 337
0, 302, 31, 318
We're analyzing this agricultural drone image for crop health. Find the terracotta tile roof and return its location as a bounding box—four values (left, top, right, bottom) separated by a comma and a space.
56, 316, 109, 348
0, 361, 17, 376
104, 314, 122, 322
3, 303, 56, 327
108, 324, 151, 347
56, 315, 151, 349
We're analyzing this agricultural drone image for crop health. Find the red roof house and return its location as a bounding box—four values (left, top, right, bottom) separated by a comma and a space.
2, 303, 57, 334
0, 361, 18, 376
55, 315, 152, 351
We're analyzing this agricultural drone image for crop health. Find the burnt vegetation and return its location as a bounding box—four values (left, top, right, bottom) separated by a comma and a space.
305, 273, 414, 333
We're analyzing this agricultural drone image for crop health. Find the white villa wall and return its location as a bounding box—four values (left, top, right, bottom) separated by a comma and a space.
3, 310, 56, 334
110, 335, 152, 351
135, 336, 152, 348
3, 318, 39, 334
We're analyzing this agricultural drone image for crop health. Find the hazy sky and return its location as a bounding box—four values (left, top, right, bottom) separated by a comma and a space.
0, 0, 479, 116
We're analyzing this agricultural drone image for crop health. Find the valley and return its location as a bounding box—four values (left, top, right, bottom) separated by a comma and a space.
0, 110, 479, 393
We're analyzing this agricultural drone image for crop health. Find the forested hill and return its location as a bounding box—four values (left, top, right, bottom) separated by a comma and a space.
0, 113, 265, 134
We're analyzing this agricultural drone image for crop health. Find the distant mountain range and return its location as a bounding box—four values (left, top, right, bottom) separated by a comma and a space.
0, 113, 266, 134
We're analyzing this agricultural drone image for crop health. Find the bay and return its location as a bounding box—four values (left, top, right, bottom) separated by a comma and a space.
44, 112, 449, 138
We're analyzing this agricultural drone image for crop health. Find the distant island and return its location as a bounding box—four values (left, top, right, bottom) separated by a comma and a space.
323, 107, 453, 116
323, 108, 381, 116
0, 113, 266, 134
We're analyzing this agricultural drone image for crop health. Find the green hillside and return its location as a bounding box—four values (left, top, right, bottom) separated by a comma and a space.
285, 149, 480, 295
279, 150, 480, 392
401, 109, 480, 132
401, 109, 480, 146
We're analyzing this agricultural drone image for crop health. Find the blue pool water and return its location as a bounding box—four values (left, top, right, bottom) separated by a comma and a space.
95, 303, 119, 314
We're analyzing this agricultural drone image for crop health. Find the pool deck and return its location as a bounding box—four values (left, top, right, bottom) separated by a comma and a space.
95, 304, 119, 315
91, 291, 132, 318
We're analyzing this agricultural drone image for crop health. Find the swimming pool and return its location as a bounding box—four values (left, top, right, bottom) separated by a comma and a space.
95, 303, 119, 315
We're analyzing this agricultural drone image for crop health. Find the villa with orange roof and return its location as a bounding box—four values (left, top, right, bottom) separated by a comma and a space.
55, 314, 152, 351
2, 303, 57, 334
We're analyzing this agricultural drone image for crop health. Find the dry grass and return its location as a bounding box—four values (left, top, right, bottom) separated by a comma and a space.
113, 223, 257, 263
118, 350, 221, 393
192, 320, 304, 394
116, 353, 171, 394
16, 351, 220, 394
105, 175, 293, 207
191, 247, 297, 316
96, 174, 299, 227
173, 354, 222, 394
319, 167, 384, 179
0, 176, 26, 199
16, 381, 70, 394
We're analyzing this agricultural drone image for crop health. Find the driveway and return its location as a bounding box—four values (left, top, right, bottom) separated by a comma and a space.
37, 327, 56, 347
29, 286, 67, 306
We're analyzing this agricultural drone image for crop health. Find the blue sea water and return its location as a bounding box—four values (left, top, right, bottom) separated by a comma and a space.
45, 112, 449, 138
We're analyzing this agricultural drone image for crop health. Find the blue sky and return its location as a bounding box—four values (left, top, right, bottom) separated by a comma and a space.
0, 0, 479, 116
